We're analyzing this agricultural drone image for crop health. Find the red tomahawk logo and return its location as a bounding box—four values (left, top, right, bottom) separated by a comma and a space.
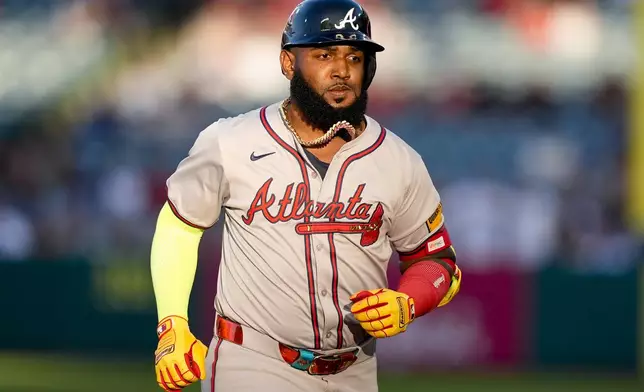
295, 204, 384, 246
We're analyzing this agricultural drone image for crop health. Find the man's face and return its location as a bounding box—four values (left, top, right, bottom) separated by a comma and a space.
295, 45, 365, 107
282, 45, 369, 132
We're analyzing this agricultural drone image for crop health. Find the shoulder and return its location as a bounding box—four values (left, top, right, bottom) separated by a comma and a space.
200, 106, 263, 138
366, 116, 426, 169
192, 106, 268, 149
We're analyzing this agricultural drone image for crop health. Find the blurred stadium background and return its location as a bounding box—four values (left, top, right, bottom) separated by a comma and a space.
0, 0, 643, 391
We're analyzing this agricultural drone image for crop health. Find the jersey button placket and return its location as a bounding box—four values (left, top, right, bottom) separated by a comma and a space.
311, 169, 338, 350
313, 238, 334, 349
307, 166, 322, 201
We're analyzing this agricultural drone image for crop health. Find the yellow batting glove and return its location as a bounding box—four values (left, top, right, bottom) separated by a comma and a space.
349, 288, 415, 338
438, 265, 462, 308
154, 316, 208, 391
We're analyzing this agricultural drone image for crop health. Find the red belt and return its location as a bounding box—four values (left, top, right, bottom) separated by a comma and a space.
216, 316, 358, 376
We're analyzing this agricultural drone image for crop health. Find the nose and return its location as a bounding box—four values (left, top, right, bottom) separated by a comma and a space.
331, 58, 351, 80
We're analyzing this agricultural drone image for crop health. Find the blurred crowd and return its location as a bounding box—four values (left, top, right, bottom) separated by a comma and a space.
0, 0, 642, 274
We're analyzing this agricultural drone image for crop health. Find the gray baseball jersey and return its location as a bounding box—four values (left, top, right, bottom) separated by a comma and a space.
166, 101, 443, 352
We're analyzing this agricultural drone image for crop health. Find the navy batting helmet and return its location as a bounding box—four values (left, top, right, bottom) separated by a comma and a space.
281, 0, 385, 90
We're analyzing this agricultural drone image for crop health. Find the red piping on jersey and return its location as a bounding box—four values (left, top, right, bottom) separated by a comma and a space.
166, 193, 212, 230
259, 106, 322, 349
210, 338, 223, 392
329, 126, 387, 349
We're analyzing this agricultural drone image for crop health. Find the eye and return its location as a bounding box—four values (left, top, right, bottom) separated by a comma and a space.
317, 52, 331, 60
349, 55, 362, 63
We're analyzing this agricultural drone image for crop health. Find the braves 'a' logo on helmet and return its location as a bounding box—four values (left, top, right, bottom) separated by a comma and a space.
334, 8, 360, 30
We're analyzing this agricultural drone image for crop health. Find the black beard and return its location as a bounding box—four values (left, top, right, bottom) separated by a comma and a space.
289, 69, 368, 139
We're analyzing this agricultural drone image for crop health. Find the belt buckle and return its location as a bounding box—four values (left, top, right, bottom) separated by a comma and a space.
279, 344, 316, 371
307, 350, 358, 376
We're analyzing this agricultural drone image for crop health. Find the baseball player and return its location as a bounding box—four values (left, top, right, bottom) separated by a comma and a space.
150, 0, 462, 391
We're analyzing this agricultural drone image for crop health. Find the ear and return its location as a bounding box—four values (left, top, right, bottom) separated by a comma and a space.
280, 49, 295, 80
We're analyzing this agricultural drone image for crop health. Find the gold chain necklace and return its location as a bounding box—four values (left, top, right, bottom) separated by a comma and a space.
278, 98, 357, 148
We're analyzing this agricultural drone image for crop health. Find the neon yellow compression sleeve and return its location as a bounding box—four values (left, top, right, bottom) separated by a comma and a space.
150, 202, 205, 321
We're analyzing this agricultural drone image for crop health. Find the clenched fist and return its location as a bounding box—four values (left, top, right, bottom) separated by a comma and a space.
349, 288, 415, 338
154, 316, 208, 391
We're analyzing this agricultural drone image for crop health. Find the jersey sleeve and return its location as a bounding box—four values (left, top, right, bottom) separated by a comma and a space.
388, 152, 445, 254
166, 123, 229, 229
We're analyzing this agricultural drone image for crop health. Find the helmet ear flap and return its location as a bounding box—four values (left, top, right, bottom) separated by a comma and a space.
363, 53, 377, 90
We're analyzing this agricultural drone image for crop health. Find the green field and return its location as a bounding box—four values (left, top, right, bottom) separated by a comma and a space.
0, 352, 640, 392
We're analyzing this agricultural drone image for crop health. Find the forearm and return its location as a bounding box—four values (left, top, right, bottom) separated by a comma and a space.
151, 202, 204, 321
396, 260, 451, 317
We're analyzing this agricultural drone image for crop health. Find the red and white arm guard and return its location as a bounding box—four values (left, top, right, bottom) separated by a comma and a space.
396, 226, 459, 317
